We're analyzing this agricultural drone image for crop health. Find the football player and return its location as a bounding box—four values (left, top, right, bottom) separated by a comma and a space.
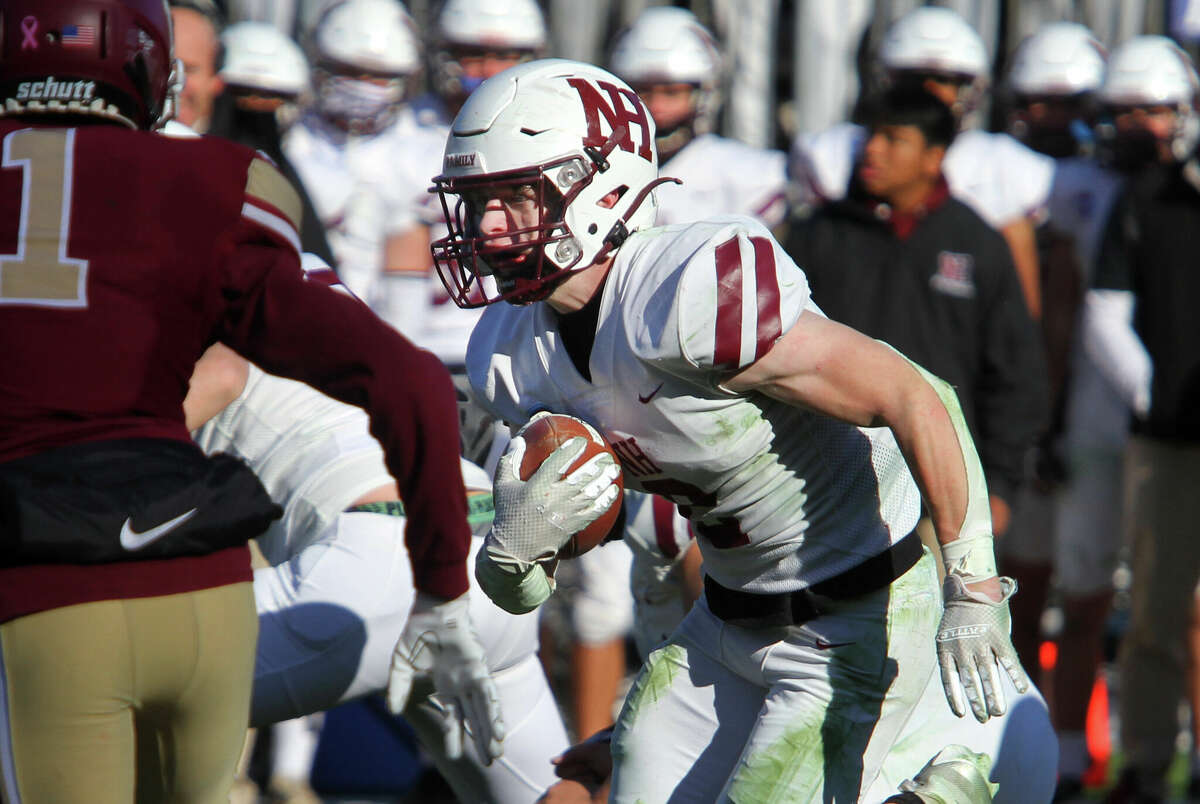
281, 0, 443, 312
419, 0, 548, 123
608, 6, 787, 229
999, 23, 1128, 799
211, 20, 337, 266
433, 57, 1048, 802
0, 0, 486, 800
1084, 36, 1200, 803
789, 6, 1055, 323
185, 326, 568, 803
371, 0, 550, 374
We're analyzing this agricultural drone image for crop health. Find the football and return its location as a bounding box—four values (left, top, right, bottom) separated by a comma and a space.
518, 413, 625, 558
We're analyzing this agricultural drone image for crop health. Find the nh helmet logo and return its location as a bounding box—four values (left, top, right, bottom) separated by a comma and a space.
565, 78, 654, 163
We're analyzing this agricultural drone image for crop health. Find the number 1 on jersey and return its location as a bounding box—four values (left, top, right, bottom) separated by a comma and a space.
0, 128, 89, 307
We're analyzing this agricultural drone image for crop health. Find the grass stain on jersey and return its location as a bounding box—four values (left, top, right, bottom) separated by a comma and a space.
701, 408, 764, 448
615, 642, 685, 730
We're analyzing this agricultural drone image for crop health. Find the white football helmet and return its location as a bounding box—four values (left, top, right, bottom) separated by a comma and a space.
431, 0, 547, 100
879, 7, 989, 79
1098, 35, 1200, 161
311, 0, 420, 75
1007, 22, 1106, 97
432, 59, 667, 308
879, 7, 988, 119
1002, 22, 1106, 156
308, 0, 420, 133
220, 22, 310, 98
609, 7, 722, 138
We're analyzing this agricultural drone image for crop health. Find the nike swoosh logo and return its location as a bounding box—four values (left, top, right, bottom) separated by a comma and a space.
814, 638, 855, 651
120, 508, 198, 551
638, 383, 665, 404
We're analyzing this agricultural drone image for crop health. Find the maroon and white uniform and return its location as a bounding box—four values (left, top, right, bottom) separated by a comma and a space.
0, 123, 472, 622
468, 214, 1054, 801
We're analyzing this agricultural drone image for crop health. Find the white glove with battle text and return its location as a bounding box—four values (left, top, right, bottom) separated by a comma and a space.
387, 592, 505, 764
936, 574, 1030, 723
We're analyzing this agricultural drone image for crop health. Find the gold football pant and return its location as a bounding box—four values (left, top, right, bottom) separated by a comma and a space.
0, 582, 257, 804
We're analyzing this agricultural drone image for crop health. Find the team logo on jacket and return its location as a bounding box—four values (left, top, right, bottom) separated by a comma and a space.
930, 251, 976, 298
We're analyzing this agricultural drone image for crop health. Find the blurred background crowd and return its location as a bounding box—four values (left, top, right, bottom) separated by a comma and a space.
170, 0, 1200, 801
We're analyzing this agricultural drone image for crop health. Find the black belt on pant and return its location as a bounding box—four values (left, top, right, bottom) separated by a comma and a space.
703, 530, 924, 629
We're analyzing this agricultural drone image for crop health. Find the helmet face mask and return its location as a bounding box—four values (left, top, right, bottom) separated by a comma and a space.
432, 59, 663, 309
1008, 93, 1098, 157
437, 167, 566, 303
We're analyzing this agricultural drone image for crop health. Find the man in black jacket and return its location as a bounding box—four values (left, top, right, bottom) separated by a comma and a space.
786, 87, 1048, 547
1091, 57, 1200, 799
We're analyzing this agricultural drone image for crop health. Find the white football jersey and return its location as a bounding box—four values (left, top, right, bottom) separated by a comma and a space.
468, 216, 921, 594
1046, 157, 1131, 451
193, 364, 394, 565
789, 124, 1056, 228
282, 112, 443, 305
656, 134, 788, 228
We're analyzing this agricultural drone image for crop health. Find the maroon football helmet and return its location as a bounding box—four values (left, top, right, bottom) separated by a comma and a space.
0, 0, 176, 129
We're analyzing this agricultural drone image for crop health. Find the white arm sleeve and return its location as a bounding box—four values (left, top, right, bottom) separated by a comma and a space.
1081, 289, 1152, 417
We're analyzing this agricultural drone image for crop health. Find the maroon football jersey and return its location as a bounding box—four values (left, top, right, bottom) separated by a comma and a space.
0, 123, 471, 602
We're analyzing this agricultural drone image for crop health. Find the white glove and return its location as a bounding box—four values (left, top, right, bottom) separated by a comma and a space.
936, 574, 1030, 723
387, 592, 505, 764
490, 432, 621, 565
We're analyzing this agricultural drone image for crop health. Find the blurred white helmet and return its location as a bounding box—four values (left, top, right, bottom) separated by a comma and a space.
308, 0, 420, 134
1098, 35, 1200, 162
1007, 22, 1106, 97
432, 0, 547, 100
879, 6, 989, 80
610, 7, 721, 88
1099, 35, 1199, 107
220, 22, 310, 97
609, 6, 721, 145
1002, 22, 1107, 156
432, 59, 666, 308
435, 0, 546, 50
312, 0, 420, 76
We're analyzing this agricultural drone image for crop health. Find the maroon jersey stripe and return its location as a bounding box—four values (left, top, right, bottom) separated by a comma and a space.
713, 235, 743, 369
652, 495, 680, 559
751, 236, 782, 361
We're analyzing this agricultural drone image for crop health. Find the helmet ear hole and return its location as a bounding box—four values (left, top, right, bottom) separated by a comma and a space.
588, 224, 598, 234
596, 185, 629, 210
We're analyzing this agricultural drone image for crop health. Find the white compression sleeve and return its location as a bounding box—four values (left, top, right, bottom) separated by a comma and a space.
893, 347, 998, 583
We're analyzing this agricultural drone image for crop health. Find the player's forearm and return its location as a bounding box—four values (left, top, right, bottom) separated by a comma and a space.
883, 353, 998, 586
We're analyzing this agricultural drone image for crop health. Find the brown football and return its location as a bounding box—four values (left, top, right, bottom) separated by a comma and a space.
518, 414, 625, 558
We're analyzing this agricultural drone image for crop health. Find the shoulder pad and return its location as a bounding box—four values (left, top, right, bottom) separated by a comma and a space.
674, 218, 810, 374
